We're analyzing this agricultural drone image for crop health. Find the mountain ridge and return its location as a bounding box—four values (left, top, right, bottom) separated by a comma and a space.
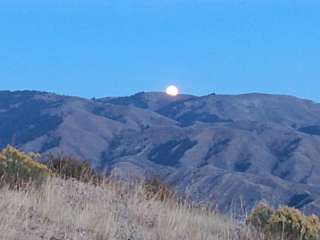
1, 90, 320, 214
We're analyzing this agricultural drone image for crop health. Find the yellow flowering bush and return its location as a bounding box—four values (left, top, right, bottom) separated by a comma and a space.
248, 202, 320, 240
0, 145, 50, 187
269, 207, 306, 239
304, 215, 320, 240
247, 202, 273, 230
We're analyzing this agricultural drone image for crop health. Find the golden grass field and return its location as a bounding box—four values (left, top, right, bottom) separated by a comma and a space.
0, 177, 253, 240
1, 146, 319, 240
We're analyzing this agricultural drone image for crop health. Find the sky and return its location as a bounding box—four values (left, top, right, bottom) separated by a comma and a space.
0, 0, 320, 101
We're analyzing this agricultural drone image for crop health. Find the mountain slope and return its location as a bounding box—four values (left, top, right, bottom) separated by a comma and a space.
2, 90, 320, 214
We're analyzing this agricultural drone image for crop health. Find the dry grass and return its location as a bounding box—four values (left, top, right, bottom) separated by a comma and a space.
0, 177, 251, 240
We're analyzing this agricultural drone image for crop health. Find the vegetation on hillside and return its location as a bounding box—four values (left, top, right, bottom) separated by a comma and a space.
0, 146, 320, 240
43, 153, 101, 183
0, 174, 247, 239
248, 202, 320, 240
0, 145, 50, 187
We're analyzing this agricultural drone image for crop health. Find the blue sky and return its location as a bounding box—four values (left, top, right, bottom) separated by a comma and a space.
0, 0, 319, 101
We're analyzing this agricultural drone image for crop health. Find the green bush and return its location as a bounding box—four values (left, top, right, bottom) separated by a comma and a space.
43, 153, 101, 183
248, 202, 320, 240
0, 145, 50, 188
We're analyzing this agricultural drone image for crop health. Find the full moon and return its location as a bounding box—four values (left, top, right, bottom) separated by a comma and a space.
166, 85, 179, 96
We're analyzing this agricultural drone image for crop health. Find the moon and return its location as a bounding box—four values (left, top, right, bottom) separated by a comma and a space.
166, 85, 179, 96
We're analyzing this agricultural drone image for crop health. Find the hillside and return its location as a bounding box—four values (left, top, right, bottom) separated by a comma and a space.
0, 177, 248, 240
1, 90, 320, 215
2, 146, 320, 240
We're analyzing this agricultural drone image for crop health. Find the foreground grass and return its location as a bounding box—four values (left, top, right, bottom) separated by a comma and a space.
0, 177, 251, 240
2, 147, 318, 240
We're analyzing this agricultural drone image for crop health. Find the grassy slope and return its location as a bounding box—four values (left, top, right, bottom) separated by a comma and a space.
0, 178, 251, 240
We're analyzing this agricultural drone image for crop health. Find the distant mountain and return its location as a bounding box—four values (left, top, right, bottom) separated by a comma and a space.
98, 91, 196, 111
2, 90, 320, 215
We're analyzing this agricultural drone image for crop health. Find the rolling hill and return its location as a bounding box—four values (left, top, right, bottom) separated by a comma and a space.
2, 90, 320, 215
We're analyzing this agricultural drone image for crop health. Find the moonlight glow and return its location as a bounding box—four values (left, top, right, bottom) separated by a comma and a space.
166, 85, 179, 96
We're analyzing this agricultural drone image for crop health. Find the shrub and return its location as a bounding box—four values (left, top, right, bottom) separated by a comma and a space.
269, 206, 305, 239
43, 153, 101, 183
269, 207, 320, 240
248, 202, 320, 240
247, 202, 273, 230
304, 215, 320, 240
0, 145, 50, 188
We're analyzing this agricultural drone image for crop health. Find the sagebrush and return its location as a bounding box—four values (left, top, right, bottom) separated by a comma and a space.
248, 202, 320, 240
0, 145, 50, 187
